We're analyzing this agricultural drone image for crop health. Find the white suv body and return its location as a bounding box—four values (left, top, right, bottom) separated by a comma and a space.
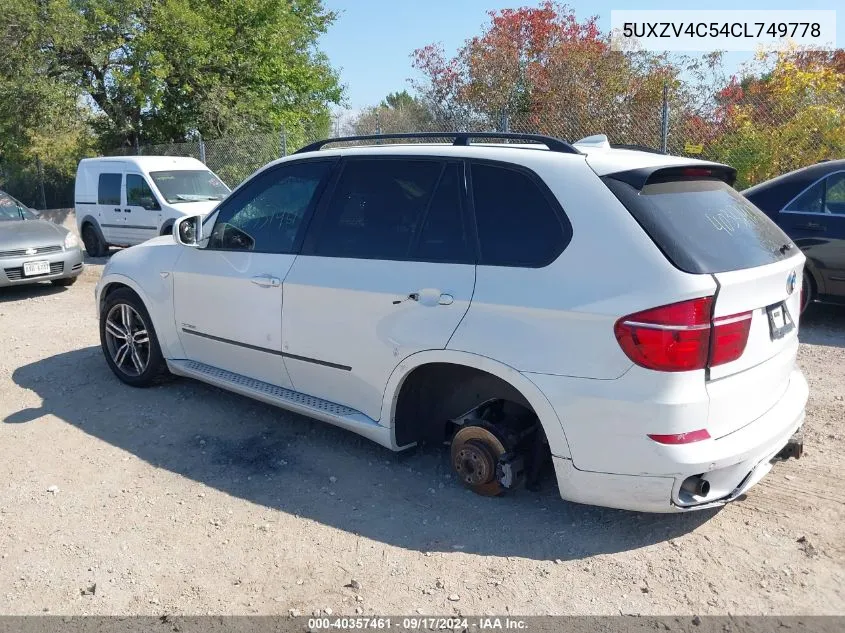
94, 134, 808, 513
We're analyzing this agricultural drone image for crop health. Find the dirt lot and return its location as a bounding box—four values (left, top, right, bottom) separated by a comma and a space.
0, 255, 844, 616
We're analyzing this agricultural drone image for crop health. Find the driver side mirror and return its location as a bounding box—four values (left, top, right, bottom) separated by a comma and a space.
174, 214, 203, 247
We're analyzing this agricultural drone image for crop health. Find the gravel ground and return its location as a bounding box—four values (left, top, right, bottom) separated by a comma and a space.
0, 254, 843, 616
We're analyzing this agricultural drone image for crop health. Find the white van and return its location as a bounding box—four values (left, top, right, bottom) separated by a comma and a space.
74, 156, 230, 256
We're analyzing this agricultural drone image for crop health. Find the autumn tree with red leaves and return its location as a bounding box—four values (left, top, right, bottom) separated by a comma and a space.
355, 2, 845, 186
411, 2, 679, 145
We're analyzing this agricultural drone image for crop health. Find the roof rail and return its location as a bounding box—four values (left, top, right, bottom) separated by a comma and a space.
294, 132, 581, 155
610, 143, 666, 155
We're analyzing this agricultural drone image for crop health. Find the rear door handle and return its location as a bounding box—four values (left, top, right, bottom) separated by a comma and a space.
401, 288, 452, 307
123, 208, 132, 213
250, 274, 280, 288
113, 208, 122, 213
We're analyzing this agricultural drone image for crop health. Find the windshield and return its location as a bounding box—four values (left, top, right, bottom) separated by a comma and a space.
149, 170, 230, 204
0, 192, 29, 221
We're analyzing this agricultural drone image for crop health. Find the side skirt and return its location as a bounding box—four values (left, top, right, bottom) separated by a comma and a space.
166, 359, 396, 450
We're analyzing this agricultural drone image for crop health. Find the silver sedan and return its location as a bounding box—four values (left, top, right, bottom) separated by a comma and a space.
0, 191, 84, 288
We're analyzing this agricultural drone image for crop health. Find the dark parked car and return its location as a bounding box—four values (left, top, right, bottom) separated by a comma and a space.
743, 160, 845, 312
0, 190, 84, 288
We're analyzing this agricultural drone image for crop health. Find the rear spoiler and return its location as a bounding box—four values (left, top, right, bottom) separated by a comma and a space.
605, 164, 737, 189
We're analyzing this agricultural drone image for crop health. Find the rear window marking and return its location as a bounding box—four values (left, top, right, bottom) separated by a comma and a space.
706, 203, 768, 235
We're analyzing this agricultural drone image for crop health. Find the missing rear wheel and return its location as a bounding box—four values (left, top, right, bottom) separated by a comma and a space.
450, 425, 507, 496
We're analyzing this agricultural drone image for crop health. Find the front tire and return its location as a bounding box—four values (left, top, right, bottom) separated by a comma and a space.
82, 224, 108, 257
99, 288, 168, 387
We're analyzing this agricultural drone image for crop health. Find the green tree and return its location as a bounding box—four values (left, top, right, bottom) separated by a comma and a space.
1, 0, 342, 148
0, 0, 96, 206
0, 0, 342, 205
140, 0, 342, 145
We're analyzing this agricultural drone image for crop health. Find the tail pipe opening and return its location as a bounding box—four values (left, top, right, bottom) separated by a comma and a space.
680, 475, 711, 497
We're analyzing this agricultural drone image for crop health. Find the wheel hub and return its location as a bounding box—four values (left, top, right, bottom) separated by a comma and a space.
450, 425, 508, 496
455, 440, 496, 486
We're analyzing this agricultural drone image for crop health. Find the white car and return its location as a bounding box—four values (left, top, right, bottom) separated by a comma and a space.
94, 132, 808, 513
75, 155, 230, 256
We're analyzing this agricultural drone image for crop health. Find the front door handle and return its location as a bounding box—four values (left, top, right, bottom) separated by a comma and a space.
124, 208, 132, 213
250, 274, 280, 288
113, 208, 122, 213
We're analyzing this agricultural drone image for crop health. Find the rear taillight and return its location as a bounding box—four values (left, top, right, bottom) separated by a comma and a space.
614, 297, 712, 372
614, 297, 752, 372
710, 311, 753, 366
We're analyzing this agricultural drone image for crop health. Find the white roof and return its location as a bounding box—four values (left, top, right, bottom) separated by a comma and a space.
579, 146, 716, 176
79, 155, 209, 172
270, 135, 721, 178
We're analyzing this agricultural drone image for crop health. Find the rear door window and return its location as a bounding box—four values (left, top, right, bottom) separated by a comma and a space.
410, 163, 471, 263
98, 173, 122, 206
311, 158, 445, 261
604, 177, 792, 274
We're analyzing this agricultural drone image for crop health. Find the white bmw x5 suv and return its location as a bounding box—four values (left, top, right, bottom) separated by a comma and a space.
95, 132, 807, 513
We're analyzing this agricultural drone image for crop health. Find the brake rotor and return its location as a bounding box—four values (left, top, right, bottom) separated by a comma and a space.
450, 425, 507, 496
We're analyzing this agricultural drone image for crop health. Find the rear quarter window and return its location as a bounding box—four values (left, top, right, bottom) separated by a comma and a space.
471, 162, 570, 267
604, 177, 792, 274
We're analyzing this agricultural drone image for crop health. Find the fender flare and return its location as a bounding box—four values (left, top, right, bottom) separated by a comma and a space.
98, 273, 154, 318
78, 215, 106, 242
379, 349, 572, 458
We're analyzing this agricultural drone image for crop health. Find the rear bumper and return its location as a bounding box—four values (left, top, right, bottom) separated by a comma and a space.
0, 248, 84, 287
547, 368, 808, 512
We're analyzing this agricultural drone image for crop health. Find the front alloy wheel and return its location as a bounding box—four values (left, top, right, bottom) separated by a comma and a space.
99, 288, 168, 387
104, 303, 150, 377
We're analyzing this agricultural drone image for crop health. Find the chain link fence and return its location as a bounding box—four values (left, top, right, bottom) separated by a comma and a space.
107, 132, 297, 190
349, 79, 843, 191
105, 98, 841, 195
5, 84, 841, 209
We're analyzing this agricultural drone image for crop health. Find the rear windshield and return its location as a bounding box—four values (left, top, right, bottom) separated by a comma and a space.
603, 177, 792, 274
150, 170, 230, 204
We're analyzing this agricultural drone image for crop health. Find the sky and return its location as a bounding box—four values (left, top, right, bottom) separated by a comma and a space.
320, 0, 843, 111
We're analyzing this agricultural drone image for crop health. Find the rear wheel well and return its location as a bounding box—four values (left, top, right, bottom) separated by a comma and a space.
393, 363, 533, 446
